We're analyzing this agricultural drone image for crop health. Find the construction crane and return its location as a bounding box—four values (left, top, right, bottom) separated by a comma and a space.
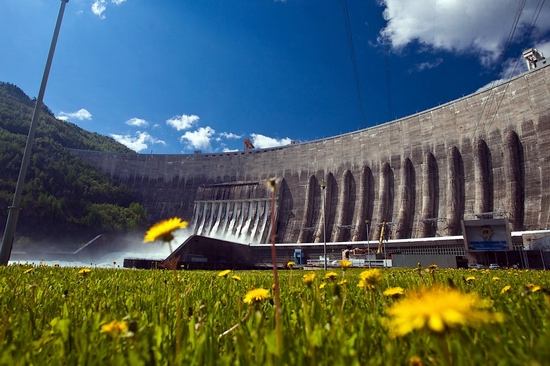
377, 221, 386, 254
243, 139, 255, 150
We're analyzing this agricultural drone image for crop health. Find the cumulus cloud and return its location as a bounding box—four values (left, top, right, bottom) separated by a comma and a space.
378, 0, 550, 65
91, 0, 107, 19
180, 127, 215, 150
110, 131, 166, 152
250, 133, 292, 149
476, 39, 550, 92
91, 0, 126, 19
535, 40, 550, 58
125, 117, 148, 127
57, 109, 92, 121
166, 114, 200, 131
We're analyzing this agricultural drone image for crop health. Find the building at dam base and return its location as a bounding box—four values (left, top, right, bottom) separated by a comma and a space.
71, 60, 550, 254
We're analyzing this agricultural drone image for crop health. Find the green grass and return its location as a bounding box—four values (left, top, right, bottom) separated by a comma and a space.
1, 265, 549, 365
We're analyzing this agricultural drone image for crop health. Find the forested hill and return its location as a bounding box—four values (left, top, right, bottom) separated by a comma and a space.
0, 82, 148, 247
0, 82, 135, 153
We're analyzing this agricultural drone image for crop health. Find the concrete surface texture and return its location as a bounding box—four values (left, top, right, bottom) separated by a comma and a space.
71, 63, 550, 244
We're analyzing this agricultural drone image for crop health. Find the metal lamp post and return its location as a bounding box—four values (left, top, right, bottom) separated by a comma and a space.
0, 0, 70, 266
321, 180, 327, 270
365, 220, 370, 268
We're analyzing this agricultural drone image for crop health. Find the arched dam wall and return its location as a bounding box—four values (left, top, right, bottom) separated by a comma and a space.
71, 64, 550, 243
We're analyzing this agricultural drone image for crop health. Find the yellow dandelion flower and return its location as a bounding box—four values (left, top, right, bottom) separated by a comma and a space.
303, 272, 316, 286
24, 268, 33, 274
325, 271, 338, 281
339, 260, 352, 269
427, 264, 438, 270
383, 287, 405, 298
319, 282, 327, 289
218, 269, 231, 278
358, 269, 382, 290
232, 275, 241, 281
78, 268, 91, 276
530, 285, 541, 293
384, 286, 504, 337
100, 320, 128, 335
501, 285, 511, 293
409, 356, 424, 366
338, 279, 348, 286
287, 261, 296, 268
492, 276, 500, 281
243, 288, 270, 305
265, 178, 277, 192
526, 283, 535, 288
466, 276, 476, 282
143, 217, 188, 243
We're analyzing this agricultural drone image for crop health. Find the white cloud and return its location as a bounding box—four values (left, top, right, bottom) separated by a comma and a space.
180, 127, 215, 150
222, 147, 239, 152
410, 58, 443, 73
219, 132, 243, 139
91, 0, 106, 19
166, 114, 200, 131
91, 0, 126, 19
536, 40, 550, 58
378, 0, 550, 65
216, 131, 243, 141
250, 133, 292, 149
125, 117, 148, 127
57, 109, 92, 121
476, 56, 527, 92
110, 131, 166, 152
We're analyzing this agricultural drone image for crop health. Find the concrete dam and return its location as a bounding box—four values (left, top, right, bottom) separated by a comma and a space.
71, 61, 550, 245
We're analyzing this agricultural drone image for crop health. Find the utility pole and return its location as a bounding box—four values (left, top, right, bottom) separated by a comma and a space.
0, 0, 70, 265
321, 180, 327, 270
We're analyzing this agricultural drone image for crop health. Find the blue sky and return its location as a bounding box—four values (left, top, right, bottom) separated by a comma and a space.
1, 0, 549, 154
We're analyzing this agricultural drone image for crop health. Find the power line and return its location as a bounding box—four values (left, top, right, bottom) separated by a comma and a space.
384, 41, 393, 122
473, 0, 527, 139
339, 0, 367, 127
478, 0, 546, 138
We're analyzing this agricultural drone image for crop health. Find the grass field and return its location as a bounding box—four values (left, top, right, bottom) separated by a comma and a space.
1, 263, 549, 365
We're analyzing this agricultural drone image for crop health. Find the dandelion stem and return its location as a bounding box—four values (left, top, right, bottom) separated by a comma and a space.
219, 306, 253, 338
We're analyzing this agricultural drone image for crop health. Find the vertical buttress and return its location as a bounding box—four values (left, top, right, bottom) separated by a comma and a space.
474, 139, 491, 215
298, 175, 316, 243
504, 130, 524, 230
333, 170, 352, 242
351, 166, 370, 241
396, 158, 414, 239
374, 162, 392, 240
420, 153, 437, 237
446, 146, 463, 235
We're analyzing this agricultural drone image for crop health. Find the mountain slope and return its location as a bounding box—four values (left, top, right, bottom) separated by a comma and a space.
0, 82, 148, 247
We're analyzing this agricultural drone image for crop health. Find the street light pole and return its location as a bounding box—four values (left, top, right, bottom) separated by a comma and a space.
321, 180, 327, 270
365, 220, 370, 268
0, 0, 70, 266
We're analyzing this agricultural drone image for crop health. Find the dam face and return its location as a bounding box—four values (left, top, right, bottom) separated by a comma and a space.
72, 64, 550, 244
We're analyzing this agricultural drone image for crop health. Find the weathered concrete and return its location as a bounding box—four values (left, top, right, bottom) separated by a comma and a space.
71, 63, 550, 243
